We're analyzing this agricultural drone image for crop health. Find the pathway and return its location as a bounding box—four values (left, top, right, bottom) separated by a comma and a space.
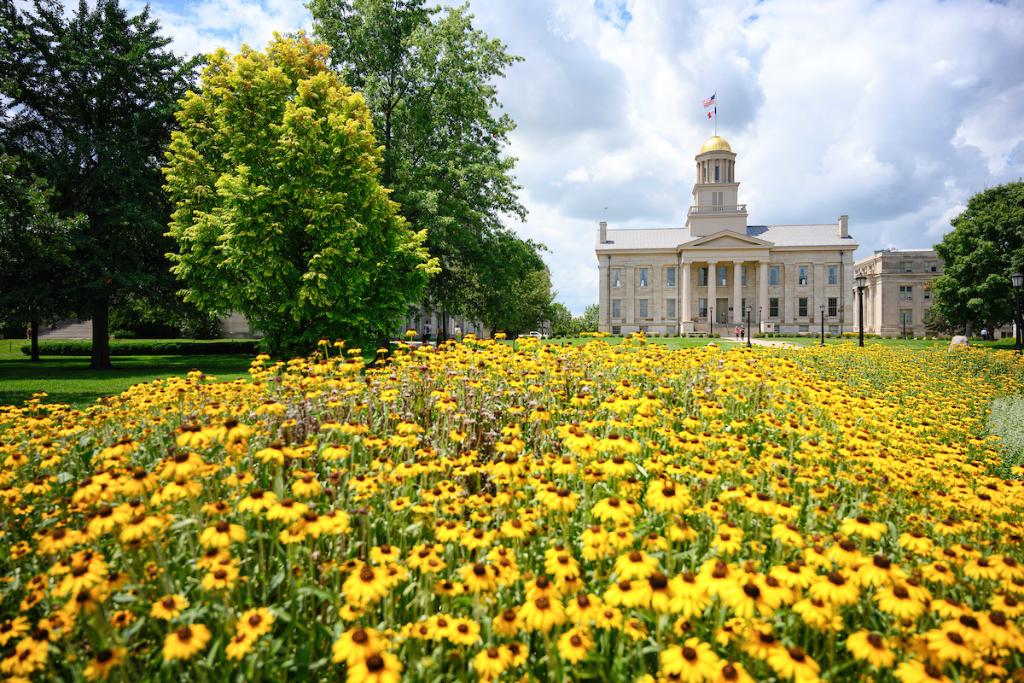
719, 336, 798, 348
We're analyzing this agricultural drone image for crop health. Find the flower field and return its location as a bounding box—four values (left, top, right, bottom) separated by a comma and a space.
2, 337, 1024, 682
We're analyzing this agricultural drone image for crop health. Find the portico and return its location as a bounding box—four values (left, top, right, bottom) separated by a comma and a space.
596, 134, 858, 335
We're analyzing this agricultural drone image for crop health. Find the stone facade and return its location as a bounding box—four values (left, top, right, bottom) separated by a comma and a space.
596, 136, 858, 335
853, 249, 941, 337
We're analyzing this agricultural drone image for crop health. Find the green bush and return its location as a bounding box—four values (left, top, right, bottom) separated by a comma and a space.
21, 339, 260, 357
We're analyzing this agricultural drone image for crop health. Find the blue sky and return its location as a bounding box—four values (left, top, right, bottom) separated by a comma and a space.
117, 0, 1024, 312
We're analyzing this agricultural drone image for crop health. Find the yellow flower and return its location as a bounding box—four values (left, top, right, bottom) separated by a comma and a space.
659, 638, 720, 682
162, 624, 211, 661
346, 650, 402, 683
83, 647, 125, 681
557, 626, 593, 664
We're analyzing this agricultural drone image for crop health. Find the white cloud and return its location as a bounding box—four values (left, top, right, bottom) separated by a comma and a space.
60, 0, 1024, 313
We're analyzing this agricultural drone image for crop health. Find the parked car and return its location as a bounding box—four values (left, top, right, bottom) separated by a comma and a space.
520, 331, 548, 339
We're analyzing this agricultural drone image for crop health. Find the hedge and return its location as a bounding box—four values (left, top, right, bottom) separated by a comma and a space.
20, 339, 260, 357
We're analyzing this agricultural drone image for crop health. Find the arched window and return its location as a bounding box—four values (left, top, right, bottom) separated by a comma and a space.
714, 163, 720, 182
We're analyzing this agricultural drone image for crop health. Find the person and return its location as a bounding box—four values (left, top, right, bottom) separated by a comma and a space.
734, 325, 741, 339
424, 323, 431, 343
981, 327, 989, 341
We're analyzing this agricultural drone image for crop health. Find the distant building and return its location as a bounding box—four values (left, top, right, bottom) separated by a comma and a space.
596, 135, 858, 335
853, 249, 941, 337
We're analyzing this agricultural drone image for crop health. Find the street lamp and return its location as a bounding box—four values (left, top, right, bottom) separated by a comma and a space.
746, 306, 752, 348
709, 306, 714, 337
855, 274, 868, 347
819, 303, 825, 347
1012, 271, 1023, 355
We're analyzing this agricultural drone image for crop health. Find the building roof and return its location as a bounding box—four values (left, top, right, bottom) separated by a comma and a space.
699, 135, 732, 153
596, 224, 857, 251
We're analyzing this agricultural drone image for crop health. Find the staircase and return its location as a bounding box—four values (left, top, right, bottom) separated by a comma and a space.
39, 319, 93, 340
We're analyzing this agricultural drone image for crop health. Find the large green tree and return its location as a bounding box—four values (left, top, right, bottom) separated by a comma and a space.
932, 182, 1024, 333
0, 154, 82, 360
0, 0, 198, 368
309, 0, 534, 334
164, 35, 437, 356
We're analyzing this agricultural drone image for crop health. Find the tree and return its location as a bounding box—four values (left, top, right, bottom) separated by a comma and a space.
164, 35, 437, 356
1, 0, 198, 368
309, 0, 531, 329
576, 303, 600, 334
472, 232, 552, 335
932, 182, 1024, 333
0, 154, 82, 360
549, 302, 574, 337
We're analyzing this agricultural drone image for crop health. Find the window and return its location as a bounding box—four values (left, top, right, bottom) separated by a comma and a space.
698, 298, 708, 318
900, 310, 913, 327
639, 268, 649, 288
666, 298, 676, 318
712, 191, 723, 207
698, 267, 708, 286
798, 298, 808, 317
798, 266, 809, 286
612, 325, 621, 335
927, 261, 939, 273
714, 163, 720, 182
828, 265, 838, 285
740, 267, 747, 286
612, 269, 622, 288
612, 299, 621, 319
899, 285, 913, 301
666, 267, 676, 288
769, 265, 781, 286
902, 261, 913, 273
769, 298, 779, 318
717, 265, 727, 287
923, 290, 932, 301
639, 299, 649, 319
828, 297, 838, 317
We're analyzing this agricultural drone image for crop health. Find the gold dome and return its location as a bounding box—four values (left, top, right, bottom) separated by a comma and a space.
699, 135, 732, 154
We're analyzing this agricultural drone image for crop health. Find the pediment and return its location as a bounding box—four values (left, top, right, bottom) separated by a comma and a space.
682, 230, 773, 249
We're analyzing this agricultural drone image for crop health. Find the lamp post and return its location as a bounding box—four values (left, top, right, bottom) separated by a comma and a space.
819, 304, 825, 347
1012, 271, 1023, 355
758, 306, 762, 335
709, 306, 714, 337
746, 307, 752, 348
855, 274, 867, 347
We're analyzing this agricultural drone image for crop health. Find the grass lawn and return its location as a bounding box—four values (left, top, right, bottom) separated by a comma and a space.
528, 336, 739, 349
0, 348, 253, 407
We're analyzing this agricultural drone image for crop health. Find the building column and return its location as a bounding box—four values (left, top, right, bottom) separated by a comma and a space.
707, 260, 717, 327
681, 261, 692, 332
758, 261, 769, 331
733, 261, 743, 324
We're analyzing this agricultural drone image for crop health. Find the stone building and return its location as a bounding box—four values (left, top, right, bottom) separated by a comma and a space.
596, 135, 859, 335
854, 248, 947, 337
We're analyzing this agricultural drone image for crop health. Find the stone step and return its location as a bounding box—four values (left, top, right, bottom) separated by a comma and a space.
39, 320, 93, 340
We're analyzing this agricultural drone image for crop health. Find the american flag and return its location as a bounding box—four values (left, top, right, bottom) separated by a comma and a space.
702, 93, 716, 108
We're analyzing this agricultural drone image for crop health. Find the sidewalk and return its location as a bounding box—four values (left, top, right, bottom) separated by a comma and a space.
720, 336, 798, 348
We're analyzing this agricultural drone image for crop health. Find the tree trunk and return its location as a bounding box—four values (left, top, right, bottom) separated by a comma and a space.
91, 298, 112, 369
30, 319, 40, 362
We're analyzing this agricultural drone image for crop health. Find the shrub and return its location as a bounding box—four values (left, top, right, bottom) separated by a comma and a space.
21, 339, 260, 357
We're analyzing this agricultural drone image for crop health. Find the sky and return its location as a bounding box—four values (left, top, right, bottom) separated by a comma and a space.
121, 0, 1024, 313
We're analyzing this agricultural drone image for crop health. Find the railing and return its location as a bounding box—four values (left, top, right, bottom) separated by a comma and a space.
688, 204, 747, 215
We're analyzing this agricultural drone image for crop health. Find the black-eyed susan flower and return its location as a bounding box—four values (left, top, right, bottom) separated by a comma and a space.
845, 630, 895, 668
162, 624, 211, 661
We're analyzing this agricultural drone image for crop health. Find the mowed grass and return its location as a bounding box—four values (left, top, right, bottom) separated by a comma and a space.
0, 347, 253, 407
532, 336, 739, 349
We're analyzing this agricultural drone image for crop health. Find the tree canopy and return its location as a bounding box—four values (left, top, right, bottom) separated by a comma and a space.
1, 0, 198, 367
0, 153, 82, 359
309, 0, 548, 334
163, 34, 437, 356
932, 181, 1024, 332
